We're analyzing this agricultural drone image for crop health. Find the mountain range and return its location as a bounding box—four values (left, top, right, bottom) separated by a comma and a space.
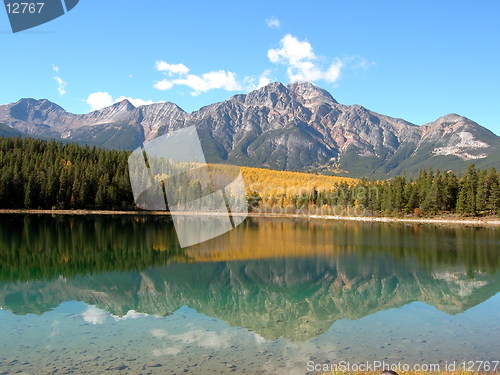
1, 82, 498, 178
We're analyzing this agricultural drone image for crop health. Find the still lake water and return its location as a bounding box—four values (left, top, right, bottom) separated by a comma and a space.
0, 215, 499, 374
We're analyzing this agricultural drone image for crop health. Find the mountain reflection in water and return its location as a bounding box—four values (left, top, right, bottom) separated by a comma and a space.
0, 215, 498, 342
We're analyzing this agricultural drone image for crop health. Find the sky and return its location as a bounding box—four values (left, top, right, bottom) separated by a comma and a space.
0, 0, 499, 134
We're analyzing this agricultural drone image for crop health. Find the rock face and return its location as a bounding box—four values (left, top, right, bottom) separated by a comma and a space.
0, 82, 498, 177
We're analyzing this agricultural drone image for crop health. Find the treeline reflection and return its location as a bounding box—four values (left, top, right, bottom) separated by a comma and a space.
0, 215, 498, 283
0, 215, 187, 281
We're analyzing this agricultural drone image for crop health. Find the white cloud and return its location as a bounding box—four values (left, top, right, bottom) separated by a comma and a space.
153, 60, 244, 95
86, 91, 114, 111
350, 55, 376, 70
85, 92, 161, 111
243, 69, 273, 91
54, 76, 68, 95
52, 65, 67, 95
268, 34, 316, 66
115, 96, 156, 107
256, 70, 272, 88
161, 329, 234, 349
82, 305, 107, 325
287, 58, 344, 82
265, 17, 280, 29
112, 310, 149, 321
172, 70, 242, 96
153, 46, 363, 96
155, 61, 190, 75
267, 34, 345, 84
154, 79, 174, 91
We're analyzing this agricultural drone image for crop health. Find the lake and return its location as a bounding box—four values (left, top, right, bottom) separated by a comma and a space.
0, 215, 499, 374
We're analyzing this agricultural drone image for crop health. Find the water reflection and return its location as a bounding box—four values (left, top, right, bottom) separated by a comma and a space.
0, 215, 498, 341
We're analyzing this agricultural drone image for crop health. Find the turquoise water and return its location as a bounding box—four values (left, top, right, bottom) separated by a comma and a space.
0, 215, 499, 374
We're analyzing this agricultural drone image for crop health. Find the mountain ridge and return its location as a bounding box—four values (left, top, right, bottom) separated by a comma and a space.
1, 82, 498, 178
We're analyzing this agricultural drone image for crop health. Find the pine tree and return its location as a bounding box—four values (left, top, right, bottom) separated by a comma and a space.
392, 175, 406, 213
95, 178, 107, 209
310, 187, 318, 205
23, 175, 35, 208
475, 169, 488, 212
457, 163, 478, 215
441, 171, 458, 212
486, 168, 499, 215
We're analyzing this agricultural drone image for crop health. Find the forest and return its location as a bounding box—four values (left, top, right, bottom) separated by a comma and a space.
251, 164, 499, 217
0, 136, 498, 216
0, 136, 133, 210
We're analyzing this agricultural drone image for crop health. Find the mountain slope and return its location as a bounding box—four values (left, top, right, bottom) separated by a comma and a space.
0, 82, 498, 178
0, 122, 23, 138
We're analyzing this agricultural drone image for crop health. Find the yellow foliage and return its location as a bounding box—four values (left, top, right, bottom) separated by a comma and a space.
154, 163, 357, 199
239, 166, 358, 198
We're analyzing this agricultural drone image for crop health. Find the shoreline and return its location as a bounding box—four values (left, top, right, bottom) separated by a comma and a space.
0, 209, 499, 226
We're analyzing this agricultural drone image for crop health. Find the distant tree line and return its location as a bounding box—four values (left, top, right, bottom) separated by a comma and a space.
251, 164, 499, 217
0, 137, 134, 210
0, 136, 499, 216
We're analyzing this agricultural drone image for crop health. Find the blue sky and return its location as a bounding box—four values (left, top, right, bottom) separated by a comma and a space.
1, 0, 499, 134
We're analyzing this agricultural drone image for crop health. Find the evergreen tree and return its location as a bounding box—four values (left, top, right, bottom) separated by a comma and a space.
457, 164, 478, 215
23, 175, 35, 208
441, 171, 459, 212
476, 169, 488, 212
486, 168, 499, 215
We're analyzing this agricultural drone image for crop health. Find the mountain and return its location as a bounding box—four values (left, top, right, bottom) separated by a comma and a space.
1, 82, 498, 178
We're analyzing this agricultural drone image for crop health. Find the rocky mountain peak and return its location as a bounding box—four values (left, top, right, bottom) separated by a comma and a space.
13, 97, 65, 111
431, 113, 472, 126
263, 81, 288, 92
84, 99, 136, 121
112, 99, 136, 111
243, 82, 294, 108
287, 81, 338, 104
137, 101, 187, 141
9, 98, 66, 122
422, 113, 481, 135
